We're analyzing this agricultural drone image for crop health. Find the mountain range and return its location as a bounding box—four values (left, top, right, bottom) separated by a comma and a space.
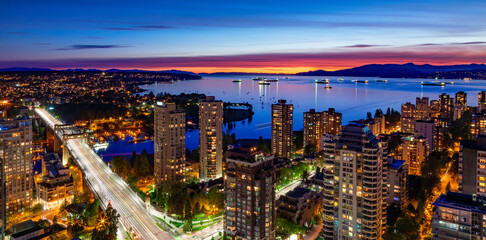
2, 63, 486, 79
0, 67, 197, 75
295, 63, 486, 78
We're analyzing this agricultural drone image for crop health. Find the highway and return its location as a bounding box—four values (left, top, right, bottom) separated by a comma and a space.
35, 108, 173, 240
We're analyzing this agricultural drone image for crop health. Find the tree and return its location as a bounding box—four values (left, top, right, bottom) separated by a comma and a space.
83, 199, 100, 226
31, 203, 44, 215
183, 220, 193, 232
133, 149, 151, 178
394, 218, 420, 239
366, 112, 373, 121
67, 223, 84, 238
275, 217, 306, 239
193, 202, 201, 216
304, 144, 316, 156
184, 198, 192, 220
301, 169, 310, 182
91, 206, 120, 240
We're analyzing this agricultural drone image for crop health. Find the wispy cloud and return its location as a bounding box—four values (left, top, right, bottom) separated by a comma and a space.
4, 44, 486, 72
103, 25, 174, 31
416, 41, 486, 47
342, 44, 391, 48
54, 44, 130, 50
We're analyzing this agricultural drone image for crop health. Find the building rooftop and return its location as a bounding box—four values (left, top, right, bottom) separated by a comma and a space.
389, 159, 406, 170
286, 187, 311, 199
461, 135, 486, 151
433, 191, 486, 214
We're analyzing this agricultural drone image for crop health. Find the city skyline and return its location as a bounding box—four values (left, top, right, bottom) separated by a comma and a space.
2, 0, 486, 73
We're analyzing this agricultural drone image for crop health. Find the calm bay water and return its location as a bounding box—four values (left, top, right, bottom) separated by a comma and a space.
100, 75, 486, 156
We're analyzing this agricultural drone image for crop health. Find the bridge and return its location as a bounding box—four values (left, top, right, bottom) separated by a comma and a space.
35, 108, 173, 240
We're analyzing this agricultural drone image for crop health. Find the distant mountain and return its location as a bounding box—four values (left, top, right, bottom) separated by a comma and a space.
0, 67, 53, 72
296, 63, 486, 78
0, 67, 196, 75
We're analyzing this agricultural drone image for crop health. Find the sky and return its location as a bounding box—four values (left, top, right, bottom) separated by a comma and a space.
1, 0, 486, 73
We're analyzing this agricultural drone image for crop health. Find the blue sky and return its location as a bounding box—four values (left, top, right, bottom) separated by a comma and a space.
1, 0, 485, 72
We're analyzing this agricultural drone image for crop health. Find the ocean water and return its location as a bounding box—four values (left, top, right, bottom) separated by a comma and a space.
101, 75, 486, 155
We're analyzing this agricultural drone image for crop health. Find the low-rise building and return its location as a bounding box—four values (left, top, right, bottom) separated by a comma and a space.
277, 187, 322, 227
37, 153, 74, 210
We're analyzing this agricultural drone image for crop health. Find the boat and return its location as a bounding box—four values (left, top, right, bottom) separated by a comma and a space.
338, 78, 344, 81
266, 79, 279, 82
325, 85, 332, 89
232, 79, 242, 82
93, 142, 109, 150
442, 81, 454, 84
258, 81, 270, 85
315, 79, 329, 84
253, 77, 266, 81
421, 81, 445, 86
376, 79, 388, 82
356, 80, 369, 83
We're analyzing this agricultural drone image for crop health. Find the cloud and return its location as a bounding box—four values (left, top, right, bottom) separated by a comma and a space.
3, 44, 486, 72
54, 45, 129, 50
455, 41, 486, 45
416, 42, 486, 47
103, 25, 174, 31
342, 44, 391, 48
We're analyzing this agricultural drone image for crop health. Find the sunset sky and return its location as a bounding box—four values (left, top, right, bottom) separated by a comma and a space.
1, 0, 486, 73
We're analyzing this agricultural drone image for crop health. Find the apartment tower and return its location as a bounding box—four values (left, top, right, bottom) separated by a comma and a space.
321, 124, 387, 239
271, 100, 293, 159
154, 102, 186, 184
224, 145, 276, 240
321, 108, 342, 136
303, 109, 322, 150
199, 96, 224, 181
0, 119, 33, 214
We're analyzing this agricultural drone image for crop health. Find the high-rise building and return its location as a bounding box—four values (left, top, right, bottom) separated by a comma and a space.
472, 112, 486, 137
454, 91, 467, 120
224, 145, 276, 240
479, 91, 486, 113
0, 119, 33, 213
401, 102, 415, 134
430, 100, 441, 118
439, 93, 454, 120
303, 109, 321, 150
432, 192, 486, 239
415, 120, 435, 153
199, 96, 223, 181
271, 100, 293, 159
321, 108, 342, 136
321, 124, 387, 239
401, 136, 428, 175
459, 136, 486, 196
386, 157, 408, 210
1, 157, 5, 240
433, 118, 450, 152
416, 97, 430, 120
154, 102, 186, 184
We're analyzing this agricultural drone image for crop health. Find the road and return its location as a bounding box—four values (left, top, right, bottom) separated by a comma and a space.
276, 172, 315, 198
36, 108, 173, 240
